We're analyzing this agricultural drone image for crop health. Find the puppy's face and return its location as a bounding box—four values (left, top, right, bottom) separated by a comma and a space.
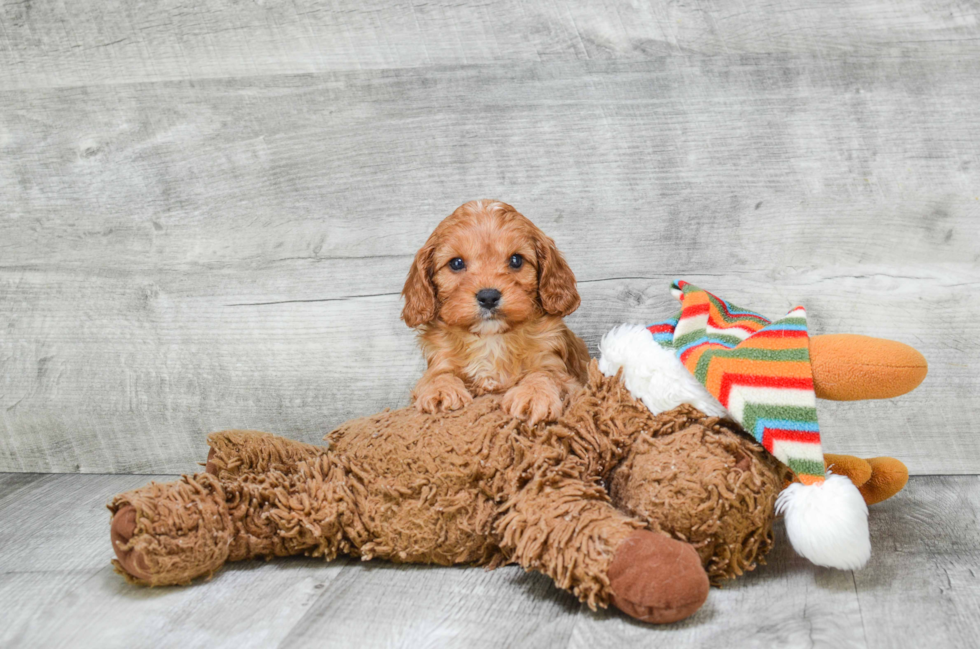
431, 215, 538, 334
402, 200, 580, 332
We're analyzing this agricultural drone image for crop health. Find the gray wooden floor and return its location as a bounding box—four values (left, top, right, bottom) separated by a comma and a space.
0, 473, 977, 649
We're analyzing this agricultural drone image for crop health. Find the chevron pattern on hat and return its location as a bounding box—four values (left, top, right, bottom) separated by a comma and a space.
647, 281, 826, 483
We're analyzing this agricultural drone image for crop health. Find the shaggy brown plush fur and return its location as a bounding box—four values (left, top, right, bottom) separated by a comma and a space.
110, 361, 785, 620
608, 409, 790, 584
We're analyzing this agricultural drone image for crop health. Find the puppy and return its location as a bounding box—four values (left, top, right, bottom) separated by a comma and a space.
401, 199, 589, 425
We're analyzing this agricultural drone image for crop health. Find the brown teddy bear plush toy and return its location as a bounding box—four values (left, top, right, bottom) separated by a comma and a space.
109, 285, 925, 626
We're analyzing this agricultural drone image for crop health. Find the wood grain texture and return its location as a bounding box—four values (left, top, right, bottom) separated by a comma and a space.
1, 473, 977, 648
2, 55, 978, 473
2, 0, 980, 89
2, 54, 978, 474
851, 476, 980, 649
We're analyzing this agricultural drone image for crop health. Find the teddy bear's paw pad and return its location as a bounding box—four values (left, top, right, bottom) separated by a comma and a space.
608, 530, 709, 624
111, 505, 152, 581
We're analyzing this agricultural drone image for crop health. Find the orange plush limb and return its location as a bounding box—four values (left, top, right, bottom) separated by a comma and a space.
857, 457, 910, 505
823, 453, 873, 488
809, 334, 927, 401
823, 454, 909, 505
809, 334, 923, 505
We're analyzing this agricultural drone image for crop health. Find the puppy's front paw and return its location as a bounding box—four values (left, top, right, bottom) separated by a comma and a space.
502, 377, 563, 426
413, 374, 474, 414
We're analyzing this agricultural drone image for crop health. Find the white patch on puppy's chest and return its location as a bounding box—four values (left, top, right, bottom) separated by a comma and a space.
463, 333, 516, 394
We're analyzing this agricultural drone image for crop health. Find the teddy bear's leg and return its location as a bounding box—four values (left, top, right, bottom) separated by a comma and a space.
609, 417, 791, 585
111, 433, 355, 585
109, 473, 233, 586
202, 430, 356, 561
495, 477, 709, 624
204, 429, 330, 479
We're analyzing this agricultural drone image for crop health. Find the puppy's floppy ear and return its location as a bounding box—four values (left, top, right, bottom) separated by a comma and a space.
534, 229, 581, 317
401, 238, 438, 328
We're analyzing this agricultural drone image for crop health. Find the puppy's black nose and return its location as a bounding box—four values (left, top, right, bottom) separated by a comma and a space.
476, 288, 502, 310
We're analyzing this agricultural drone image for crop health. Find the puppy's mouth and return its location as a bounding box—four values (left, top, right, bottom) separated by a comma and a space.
470, 313, 510, 335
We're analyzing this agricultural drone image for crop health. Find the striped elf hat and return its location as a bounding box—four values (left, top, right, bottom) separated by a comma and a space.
648, 280, 826, 482
599, 281, 870, 570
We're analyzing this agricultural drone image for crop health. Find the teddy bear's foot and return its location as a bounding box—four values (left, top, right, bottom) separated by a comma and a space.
608, 530, 709, 624
109, 474, 233, 586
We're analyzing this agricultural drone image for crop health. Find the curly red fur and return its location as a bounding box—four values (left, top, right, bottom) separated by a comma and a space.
401, 200, 588, 424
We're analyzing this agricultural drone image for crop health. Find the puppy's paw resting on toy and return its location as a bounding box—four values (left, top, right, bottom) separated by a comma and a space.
502, 373, 565, 425
412, 373, 474, 414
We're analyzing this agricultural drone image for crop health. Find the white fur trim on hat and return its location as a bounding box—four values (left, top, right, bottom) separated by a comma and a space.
776, 473, 871, 570
597, 324, 728, 418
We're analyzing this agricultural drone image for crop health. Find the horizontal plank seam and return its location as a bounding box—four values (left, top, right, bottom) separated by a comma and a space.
225, 291, 399, 306
221, 276, 748, 306
221, 276, 745, 306
5, 52, 980, 92
0, 569, 103, 576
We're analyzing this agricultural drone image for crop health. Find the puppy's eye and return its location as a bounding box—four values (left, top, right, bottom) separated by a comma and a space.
509, 254, 524, 269
449, 257, 466, 271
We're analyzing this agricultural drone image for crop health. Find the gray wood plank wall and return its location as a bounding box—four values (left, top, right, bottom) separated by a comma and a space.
1, 1, 978, 474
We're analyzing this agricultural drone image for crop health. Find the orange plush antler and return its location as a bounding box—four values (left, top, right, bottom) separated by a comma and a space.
809, 334, 927, 401
807, 334, 925, 504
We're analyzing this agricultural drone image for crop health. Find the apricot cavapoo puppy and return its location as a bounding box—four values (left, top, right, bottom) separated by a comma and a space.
401, 199, 589, 425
